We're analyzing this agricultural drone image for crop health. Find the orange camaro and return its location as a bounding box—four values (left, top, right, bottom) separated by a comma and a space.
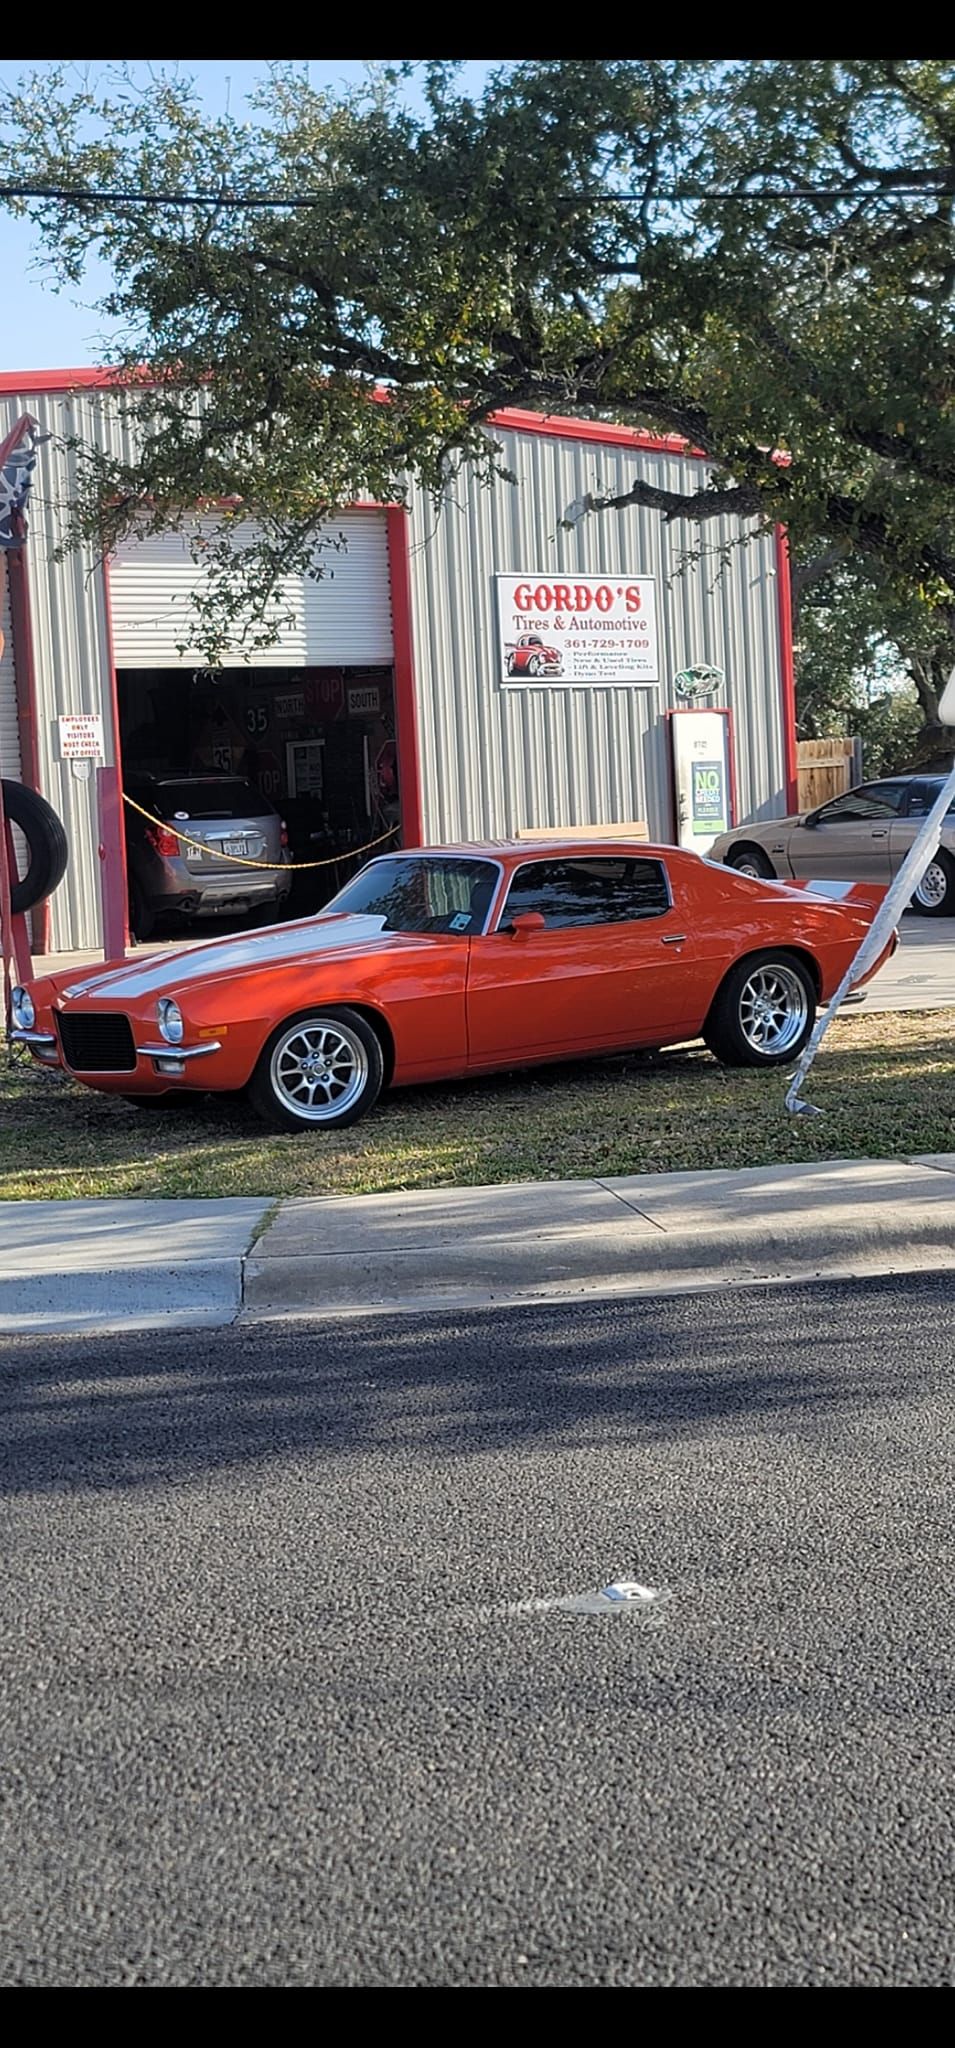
10, 840, 897, 1134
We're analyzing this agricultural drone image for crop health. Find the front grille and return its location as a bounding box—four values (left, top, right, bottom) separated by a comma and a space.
57, 1011, 137, 1073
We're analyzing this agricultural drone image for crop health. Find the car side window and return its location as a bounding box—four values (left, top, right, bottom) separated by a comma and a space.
498, 857, 671, 929
906, 781, 955, 818
817, 782, 907, 823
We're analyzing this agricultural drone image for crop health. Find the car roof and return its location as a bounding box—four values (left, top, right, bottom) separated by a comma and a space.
377, 839, 683, 863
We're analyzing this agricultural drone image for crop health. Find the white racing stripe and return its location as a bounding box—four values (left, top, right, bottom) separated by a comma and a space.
58, 915, 391, 1002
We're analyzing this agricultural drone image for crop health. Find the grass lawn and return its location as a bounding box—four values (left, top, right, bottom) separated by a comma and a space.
0, 1007, 952, 1201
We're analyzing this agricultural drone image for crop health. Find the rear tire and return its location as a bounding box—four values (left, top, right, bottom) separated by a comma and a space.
248, 1006, 384, 1133
912, 850, 954, 916
725, 844, 775, 880
703, 951, 816, 1068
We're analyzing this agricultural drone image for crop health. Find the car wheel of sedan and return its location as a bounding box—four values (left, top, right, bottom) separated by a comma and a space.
912, 851, 954, 916
249, 1006, 384, 1132
725, 845, 775, 879
703, 951, 816, 1067
526, 655, 541, 675
506, 654, 517, 676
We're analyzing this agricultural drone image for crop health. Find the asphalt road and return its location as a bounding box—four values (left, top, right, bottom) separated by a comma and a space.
1, 1275, 953, 1987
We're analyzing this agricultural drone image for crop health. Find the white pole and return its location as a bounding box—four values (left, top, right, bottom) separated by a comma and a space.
786, 685, 955, 1117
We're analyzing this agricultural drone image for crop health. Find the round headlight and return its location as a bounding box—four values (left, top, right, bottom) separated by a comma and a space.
157, 997, 184, 1045
11, 986, 35, 1031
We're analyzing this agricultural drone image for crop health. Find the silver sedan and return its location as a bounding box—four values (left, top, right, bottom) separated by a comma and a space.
710, 773, 955, 916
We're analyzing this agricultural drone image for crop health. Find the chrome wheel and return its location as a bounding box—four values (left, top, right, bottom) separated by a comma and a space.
914, 860, 949, 910
736, 859, 764, 878
269, 1018, 369, 1123
738, 963, 808, 1056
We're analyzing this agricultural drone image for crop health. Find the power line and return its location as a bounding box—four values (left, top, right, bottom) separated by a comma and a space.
0, 178, 952, 213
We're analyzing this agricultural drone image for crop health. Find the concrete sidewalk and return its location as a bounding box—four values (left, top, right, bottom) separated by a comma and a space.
0, 1158, 953, 1335
0, 1198, 272, 1335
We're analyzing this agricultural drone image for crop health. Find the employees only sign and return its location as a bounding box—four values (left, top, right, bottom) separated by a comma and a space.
496, 573, 659, 687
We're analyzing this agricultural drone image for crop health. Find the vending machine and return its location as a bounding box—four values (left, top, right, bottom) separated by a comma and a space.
667, 676, 736, 856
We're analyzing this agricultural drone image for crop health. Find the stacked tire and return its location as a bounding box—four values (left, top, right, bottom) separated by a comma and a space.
1, 780, 69, 912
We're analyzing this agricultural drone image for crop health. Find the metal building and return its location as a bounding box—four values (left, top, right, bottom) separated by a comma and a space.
0, 371, 796, 955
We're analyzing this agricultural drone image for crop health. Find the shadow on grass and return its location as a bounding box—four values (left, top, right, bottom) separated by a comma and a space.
0, 1026, 953, 1198
0, 1270, 947, 1498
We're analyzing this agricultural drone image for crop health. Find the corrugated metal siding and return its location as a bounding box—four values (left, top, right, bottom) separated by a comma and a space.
0, 385, 788, 950
110, 512, 392, 667
407, 425, 786, 846
0, 388, 117, 950
0, 565, 21, 781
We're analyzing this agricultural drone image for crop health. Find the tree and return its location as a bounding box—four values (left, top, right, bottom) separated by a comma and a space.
4, 59, 955, 672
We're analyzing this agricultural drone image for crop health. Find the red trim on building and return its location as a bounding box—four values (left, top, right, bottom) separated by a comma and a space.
774, 523, 799, 813
99, 556, 130, 957
0, 368, 705, 462
5, 534, 50, 952
385, 506, 424, 849
0, 367, 124, 393
487, 406, 706, 461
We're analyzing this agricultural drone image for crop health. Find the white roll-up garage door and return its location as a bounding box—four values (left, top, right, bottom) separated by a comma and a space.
108, 511, 394, 668
0, 566, 22, 782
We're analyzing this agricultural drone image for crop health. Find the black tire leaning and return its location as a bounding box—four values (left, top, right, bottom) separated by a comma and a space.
703, 950, 816, 1068
725, 844, 775, 879
0, 779, 69, 912
248, 1005, 384, 1133
911, 848, 955, 917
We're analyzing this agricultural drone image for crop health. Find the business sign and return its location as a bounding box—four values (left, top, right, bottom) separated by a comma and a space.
57, 713, 104, 760
496, 574, 658, 686
674, 662, 724, 704
691, 759, 729, 835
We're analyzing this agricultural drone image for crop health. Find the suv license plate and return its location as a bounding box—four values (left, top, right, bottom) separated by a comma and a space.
223, 838, 249, 858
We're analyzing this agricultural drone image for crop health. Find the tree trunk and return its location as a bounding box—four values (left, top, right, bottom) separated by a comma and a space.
902, 651, 954, 769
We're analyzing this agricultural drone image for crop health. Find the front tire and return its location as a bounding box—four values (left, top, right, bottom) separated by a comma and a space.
725, 844, 775, 879
703, 951, 816, 1068
912, 850, 954, 916
248, 1006, 384, 1133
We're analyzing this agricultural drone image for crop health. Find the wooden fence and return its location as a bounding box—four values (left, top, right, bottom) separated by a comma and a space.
796, 737, 863, 812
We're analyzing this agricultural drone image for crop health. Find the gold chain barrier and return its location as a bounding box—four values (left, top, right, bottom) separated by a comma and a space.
122, 792, 399, 870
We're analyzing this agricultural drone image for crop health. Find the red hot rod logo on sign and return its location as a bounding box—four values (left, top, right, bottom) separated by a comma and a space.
496, 574, 659, 687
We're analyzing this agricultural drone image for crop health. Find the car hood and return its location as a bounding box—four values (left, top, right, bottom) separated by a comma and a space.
718, 812, 806, 838
52, 914, 413, 1005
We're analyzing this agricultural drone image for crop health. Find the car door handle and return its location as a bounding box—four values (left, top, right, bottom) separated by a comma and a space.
871, 830, 888, 838
661, 934, 688, 945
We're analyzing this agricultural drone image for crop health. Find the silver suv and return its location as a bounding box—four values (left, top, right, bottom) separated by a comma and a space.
125, 774, 292, 940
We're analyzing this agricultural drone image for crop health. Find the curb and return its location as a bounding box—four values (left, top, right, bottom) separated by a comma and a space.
240, 1214, 953, 1321
0, 1257, 246, 1336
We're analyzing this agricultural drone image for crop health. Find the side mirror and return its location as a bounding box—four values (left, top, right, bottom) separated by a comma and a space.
802, 809, 820, 828
507, 911, 546, 937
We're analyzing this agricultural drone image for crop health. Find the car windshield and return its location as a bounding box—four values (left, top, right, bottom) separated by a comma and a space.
145, 779, 276, 820
323, 856, 499, 934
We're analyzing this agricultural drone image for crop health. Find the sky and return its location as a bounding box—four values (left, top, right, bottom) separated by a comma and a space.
0, 59, 498, 374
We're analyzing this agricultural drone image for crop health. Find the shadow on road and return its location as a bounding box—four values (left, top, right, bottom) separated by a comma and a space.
0, 1270, 946, 1499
